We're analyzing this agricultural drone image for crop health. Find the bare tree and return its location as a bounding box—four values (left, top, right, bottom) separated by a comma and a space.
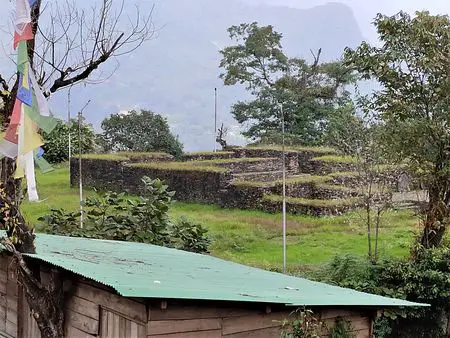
216, 123, 228, 149
0, 1, 154, 337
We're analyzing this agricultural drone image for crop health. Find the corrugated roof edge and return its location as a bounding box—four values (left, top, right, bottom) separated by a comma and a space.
0, 232, 430, 308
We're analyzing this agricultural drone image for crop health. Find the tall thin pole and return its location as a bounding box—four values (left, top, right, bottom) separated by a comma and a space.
78, 111, 83, 229
214, 88, 217, 152
68, 85, 73, 161
281, 104, 287, 273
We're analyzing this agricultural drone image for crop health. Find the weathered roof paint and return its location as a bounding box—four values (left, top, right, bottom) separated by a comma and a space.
1, 232, 427, 307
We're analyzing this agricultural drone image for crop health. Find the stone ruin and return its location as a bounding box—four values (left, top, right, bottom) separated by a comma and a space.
70, 146, 413, 216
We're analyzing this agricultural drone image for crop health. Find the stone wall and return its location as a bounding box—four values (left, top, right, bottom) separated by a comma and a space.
71, 159, 231, 204
219, 184, 270, 210
307, 159, 356, 175
71, 147, 370, 216
230, 148, 300, 172
221, 181, 359, 214
215, 158, 282, 173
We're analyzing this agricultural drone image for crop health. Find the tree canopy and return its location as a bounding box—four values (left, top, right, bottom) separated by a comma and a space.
219, 22, 355, 145
42, 118, 96, 164
345, 11, 450, 247
99, 109, 183, 157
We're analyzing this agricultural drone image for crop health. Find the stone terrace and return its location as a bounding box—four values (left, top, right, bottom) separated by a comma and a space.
70, 146, 403, 216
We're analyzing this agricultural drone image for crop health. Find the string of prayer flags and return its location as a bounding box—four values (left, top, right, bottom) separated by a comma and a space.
0, 0, 58, 201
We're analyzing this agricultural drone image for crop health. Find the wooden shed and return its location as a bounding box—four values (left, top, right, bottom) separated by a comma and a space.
0, 233, 424, 338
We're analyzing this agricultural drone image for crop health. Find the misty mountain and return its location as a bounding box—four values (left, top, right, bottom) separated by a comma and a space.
3, 1, 365, 151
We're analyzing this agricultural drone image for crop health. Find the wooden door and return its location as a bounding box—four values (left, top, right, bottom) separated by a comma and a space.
100, 307, 146, 338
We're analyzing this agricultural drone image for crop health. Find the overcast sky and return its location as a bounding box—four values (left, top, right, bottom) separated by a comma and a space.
249, 0, 450, 41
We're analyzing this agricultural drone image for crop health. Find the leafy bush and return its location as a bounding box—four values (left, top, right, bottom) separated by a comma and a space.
169, 217, 210, 253
312, 249, 450, 338
39, 177, 210, 253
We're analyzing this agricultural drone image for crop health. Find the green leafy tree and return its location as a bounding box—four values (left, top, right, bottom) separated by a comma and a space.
219, 22, 355, 145
42, 118, 96, 163
344, 11, 450, 247
99, 109, 183, 157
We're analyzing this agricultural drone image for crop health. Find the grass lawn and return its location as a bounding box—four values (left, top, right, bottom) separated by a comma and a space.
22, 165, 422, 270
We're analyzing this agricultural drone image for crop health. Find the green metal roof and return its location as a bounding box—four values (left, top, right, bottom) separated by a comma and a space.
2, 233, 427, 308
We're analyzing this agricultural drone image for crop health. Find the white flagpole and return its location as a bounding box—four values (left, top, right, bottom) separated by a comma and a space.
281, 103, 287, 273
214, 88, 218, 152
78, 111, 83, 229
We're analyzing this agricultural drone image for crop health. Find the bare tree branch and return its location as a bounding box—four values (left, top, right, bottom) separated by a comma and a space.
0, 74, 9, 102
29, 0, 155, 95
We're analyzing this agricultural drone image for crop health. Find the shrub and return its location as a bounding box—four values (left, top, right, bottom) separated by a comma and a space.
312, 249, 450, 338
38, 176, 210, 253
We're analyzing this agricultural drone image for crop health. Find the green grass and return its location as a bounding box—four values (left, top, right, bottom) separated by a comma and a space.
21, 165, 421, 269
232, 175, 332, 188
327, 171, 360, 178
315, 183, 358, 194
264, 194, 360, 208
118, 151, 170, 158
80, 154, 129, 161
128, 162, 227, 173
246, 144, 338, 154
170, 203, 419, 267
193, 157, 275, 165
311, 155, 358, 164
81, 152, 170, 161
183, 151, 234, 156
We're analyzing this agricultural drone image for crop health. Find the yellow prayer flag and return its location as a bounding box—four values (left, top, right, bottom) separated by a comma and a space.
22, 114, 43, 154
22, 64, 29, 89
14, 155, 25, 179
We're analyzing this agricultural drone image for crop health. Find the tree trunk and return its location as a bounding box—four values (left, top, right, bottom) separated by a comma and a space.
0, 3, 65, 336
419, 148, 449, 248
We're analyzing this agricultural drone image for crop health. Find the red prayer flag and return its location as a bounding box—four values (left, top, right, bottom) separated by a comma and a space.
10, 100, 22, 125
4, 124, 18, 144
13, 23, 33, 50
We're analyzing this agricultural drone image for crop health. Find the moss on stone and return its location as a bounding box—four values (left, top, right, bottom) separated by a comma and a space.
127, 162, 227, 173
311, 155, 358, 164
246, 144, 338, 154
263, 194, 360, 208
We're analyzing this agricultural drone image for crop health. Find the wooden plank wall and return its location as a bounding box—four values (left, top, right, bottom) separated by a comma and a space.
21, 293, 41, 338
0, 256, 18, 338
148, 304, 374, 338
19, 280, 147, 338
65, 281, 147, 338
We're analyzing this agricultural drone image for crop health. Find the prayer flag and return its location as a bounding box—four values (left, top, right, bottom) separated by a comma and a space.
17, 41, 28, 74
15, 0, 31, 35
13, 23, 33, 49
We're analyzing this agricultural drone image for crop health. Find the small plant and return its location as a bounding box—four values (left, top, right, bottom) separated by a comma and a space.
280, 309, 325, 338
330, 317, 355, 338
